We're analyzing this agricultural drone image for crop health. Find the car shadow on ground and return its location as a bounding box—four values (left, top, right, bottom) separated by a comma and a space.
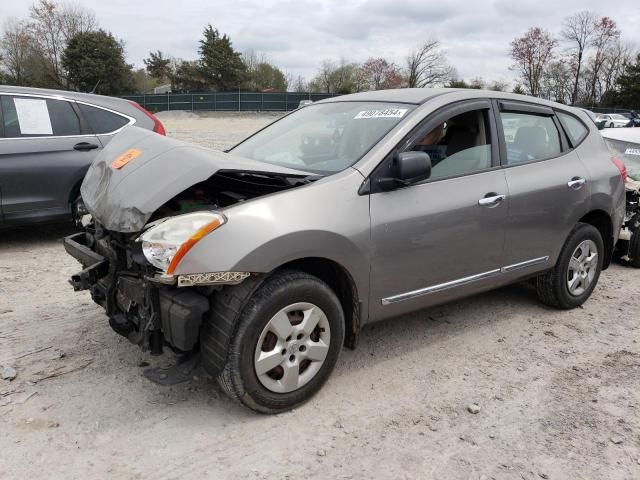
0, 223, 77, 248
154, 281, 546, 418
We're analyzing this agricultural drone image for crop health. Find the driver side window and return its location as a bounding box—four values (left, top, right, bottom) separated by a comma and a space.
409, 108, 493, 180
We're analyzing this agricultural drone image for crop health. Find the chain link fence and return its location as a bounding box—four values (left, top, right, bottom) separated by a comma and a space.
120, 92, 339, 113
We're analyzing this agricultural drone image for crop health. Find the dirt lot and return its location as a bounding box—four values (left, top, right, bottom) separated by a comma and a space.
1, 112, 639, 480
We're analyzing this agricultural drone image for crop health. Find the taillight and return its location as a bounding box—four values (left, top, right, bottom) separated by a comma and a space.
611, 157, 628, 183
128, 101, 166, 136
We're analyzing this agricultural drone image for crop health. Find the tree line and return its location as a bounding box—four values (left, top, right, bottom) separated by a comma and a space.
1, 2, 638, 108
509, 11, 639, 108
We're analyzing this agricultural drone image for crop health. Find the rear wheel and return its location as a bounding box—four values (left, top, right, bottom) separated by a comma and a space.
629, 229, 640, 268
536, 223, 604, 309
208, 270, 345, 413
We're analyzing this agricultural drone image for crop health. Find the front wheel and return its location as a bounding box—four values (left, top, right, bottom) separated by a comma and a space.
536, 223, 604, 309
207, 270, 345, 413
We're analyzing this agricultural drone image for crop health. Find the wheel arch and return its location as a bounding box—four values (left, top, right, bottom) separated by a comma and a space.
579, 210, 613, 269
276, 257, 362, 349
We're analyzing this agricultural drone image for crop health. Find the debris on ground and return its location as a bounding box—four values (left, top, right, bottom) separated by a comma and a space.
467, 403, 481, 414
1, 366, 17, 381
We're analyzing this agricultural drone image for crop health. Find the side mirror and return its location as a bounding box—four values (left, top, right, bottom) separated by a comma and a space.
376, 151, 432, 191
397, 151, 432, 182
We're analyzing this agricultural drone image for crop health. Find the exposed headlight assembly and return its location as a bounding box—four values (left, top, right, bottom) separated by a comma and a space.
138, 211, 226, 274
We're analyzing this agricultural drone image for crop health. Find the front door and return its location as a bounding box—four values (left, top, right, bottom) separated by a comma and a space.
368, 100, 508, 321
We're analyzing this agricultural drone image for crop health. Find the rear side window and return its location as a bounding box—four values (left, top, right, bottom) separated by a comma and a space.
78, 103, 129, 134
1, 96, 81, 137
557, 112, 588, 146
499, 112, 561, 165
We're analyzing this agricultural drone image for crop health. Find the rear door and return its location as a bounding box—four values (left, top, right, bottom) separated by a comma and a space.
0, 94, 101, 224
495, 100, 591, 273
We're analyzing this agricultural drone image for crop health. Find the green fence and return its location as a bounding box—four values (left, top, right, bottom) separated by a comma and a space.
120, 92, 338, 113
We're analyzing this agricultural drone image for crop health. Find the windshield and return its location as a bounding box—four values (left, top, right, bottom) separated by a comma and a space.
230, 102, 415, 174
604, 137, 640, 181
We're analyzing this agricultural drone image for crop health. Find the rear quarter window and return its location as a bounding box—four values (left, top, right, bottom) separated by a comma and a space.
78, 103, 130, 134
499, 111, 561, 165
557, 112, 588, 146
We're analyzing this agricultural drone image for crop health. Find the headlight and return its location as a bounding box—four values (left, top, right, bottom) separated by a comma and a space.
139, 211, 226, 274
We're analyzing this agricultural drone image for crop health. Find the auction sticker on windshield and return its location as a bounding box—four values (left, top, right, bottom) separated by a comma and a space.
354, 108, 408, 119
625, 148, 640, 156
112, 149, 142, 169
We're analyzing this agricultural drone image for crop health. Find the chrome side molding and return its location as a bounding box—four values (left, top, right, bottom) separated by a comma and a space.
501, 256, 549, 273
381, 269, 501, 305
381, 256, 549, 305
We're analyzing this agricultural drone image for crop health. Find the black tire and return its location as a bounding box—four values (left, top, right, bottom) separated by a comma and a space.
629, 230, 640, 268
71, 195, 87, 226
204, 270, 345, 413
536, 223, 604, 309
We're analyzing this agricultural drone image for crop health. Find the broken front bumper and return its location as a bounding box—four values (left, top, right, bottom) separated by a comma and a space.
64, 232, 209, 353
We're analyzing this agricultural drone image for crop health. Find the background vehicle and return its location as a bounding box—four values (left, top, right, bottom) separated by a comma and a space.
597, 113, 631, 128
602, 128, 640, 266
0, 86, 165, 228
580, 108, 606, 130
65, 89, 625, 413
619, 111, 640, 128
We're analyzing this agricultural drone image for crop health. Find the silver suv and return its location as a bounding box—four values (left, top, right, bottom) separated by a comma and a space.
65, 88, 625, 413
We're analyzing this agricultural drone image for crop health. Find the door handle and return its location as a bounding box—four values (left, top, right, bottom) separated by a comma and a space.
567, 177, 586, 190
478, 193, 506, 207
73, 142, 100, 152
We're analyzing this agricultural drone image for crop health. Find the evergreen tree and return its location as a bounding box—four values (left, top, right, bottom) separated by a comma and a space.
62, 29, 132, 94
198, 24, 245, 91
615, 54, 640, 108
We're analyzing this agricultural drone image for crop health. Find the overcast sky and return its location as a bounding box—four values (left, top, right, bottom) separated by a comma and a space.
3, 0, 639, 85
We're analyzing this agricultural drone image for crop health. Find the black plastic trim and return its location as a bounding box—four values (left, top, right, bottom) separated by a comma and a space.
498, 100, 554, 116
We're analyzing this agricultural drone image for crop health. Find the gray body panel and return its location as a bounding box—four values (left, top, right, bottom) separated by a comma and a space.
368, 169, 508, 319
0, 85, 156, 227
81, 126, 310, 232
77, 88, 625, 327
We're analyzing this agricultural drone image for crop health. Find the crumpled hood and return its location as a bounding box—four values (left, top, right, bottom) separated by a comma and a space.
81, 126, 309, 232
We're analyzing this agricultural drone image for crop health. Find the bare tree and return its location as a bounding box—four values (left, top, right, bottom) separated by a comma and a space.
361, 57, 402, 90
315, 60, 335, 93
58, 1, 97, 43
586, 17, 620, 103
0, 19, 34, 84
405, 39, 453, 88
291, 75, 307, 92
600, 41, 633, 96
561, 11, 597, 105
28, 0, 98, 87
510, 27, 557, 97
541, 60, 572, 103
242, 49, 267, 73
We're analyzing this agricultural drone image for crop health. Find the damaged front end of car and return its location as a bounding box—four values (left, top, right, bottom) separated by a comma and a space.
64, 126, 315, 355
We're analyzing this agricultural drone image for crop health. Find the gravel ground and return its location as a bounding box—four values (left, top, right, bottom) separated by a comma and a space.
1, 112, 639, 480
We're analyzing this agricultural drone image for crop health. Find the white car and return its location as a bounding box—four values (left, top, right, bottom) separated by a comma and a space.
597, 113, 631, 128
601, 128, 640, 266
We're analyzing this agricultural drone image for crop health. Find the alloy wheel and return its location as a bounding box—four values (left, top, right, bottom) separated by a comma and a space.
566, 239, 598, 296
254, 302, 331, 393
